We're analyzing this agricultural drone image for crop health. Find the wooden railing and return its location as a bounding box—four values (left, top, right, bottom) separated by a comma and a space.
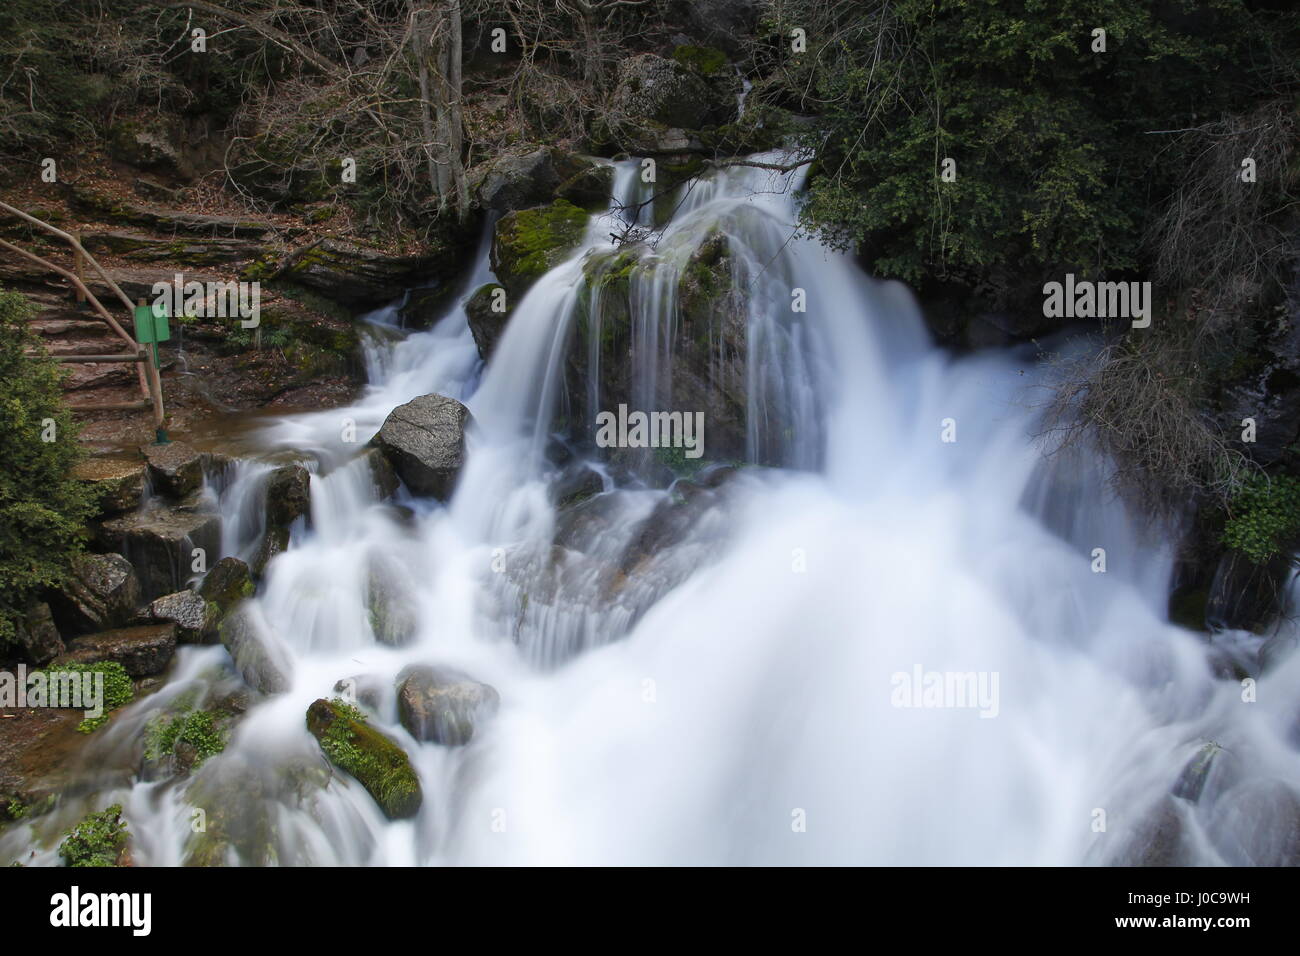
0, 200, 167, 440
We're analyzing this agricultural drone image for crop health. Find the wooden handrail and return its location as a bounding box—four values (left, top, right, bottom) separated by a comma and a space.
0, 200, 137, 315
0, 205, 167, 436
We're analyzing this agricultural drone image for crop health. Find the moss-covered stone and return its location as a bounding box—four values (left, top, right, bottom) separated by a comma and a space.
306, 698, 422, 820
672, 45, 729, 77
491, 199, 589, 297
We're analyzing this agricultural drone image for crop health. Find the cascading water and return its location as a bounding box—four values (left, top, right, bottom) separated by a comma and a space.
8, 152, 1300, 867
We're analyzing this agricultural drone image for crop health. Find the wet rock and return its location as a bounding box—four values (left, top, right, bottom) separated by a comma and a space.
55, 623, 177, 677
147, 589, 213, 644
1208, 779, 1300, 866
198, 557, 255, 620
71, 458, 146, 516
396, 665, 499, 746
1206, 550, 1290, 634
49, 553, 141, 636
611, 53, 737, 130
551, 462, 605, 508
465, 282, 512, 360
142, 441, 205, 498
370, 393, 472, 499
13, 601, 63, 667
1110, 795, 1195, 866
1258, 633, 1298, 674
365, 557, 418, 647
306, 698, 422, 819
470, 147, 601, 213
98, 507, 221, 601
281, 239, 450, 307
490, 199, 589, 298
397, 283, 459, 330
1171, 741, 1239, 804
333, 674, 387, 713
556, 163, 615, 209
361, 447, 399, 501
218, 604, 290, 695
265, 463, 311, 527
181, 755, 326, 866
251, 525, 290, 576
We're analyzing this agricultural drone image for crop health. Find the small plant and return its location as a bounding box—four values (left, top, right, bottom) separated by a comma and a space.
144, 709, 226, 767
1221, 473, 1300, 564
58, 804, 128, 867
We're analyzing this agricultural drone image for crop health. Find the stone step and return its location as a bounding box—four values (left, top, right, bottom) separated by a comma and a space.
81, 230, 270, 267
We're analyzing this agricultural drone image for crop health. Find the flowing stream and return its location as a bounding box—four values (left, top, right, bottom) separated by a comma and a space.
9, 154, 1300, 866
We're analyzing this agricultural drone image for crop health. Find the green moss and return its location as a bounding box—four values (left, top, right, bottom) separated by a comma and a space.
306, 698, 422, 819
672, 45, 729, 77
144, 709, 226, 767
1221, 473, 1300, 564
58, 804, 129, 867
495, 199, 589, 287
27, 661, 133, 733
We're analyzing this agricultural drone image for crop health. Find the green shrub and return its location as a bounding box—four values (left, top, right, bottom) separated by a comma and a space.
779, 0, 1297, 297
144, 709, 226, 766
0, 290, 95, 653
1221, 474, 1300, 564
58, 804, 129, 867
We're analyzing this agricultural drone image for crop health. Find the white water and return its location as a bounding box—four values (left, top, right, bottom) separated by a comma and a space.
10, 154, 1300, 866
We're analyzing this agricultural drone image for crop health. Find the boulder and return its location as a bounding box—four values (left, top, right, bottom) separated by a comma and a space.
281, 239, 452, 307
396, 665, 499, 746
361, 447, 399, 500
397, 283, 460, 330
1207, 779, 1300, 866
218, 604, 290, 695
563, 235, 749, 465
55, 623, 177, 677
49, 553, 141, 636
365, 556, 418, 647
490, 199, 589, 298
1206, 550, 1290, 634
142, 441, 205, 499
251, 525, 290, 576
148, 589, 213, 644
465, 282, 512, 360
198, 557, 256, 621
97, 507, 221, 601
72, 458, 146, 516
610, 53, 737, 130
108, 119, 193, 181
306, 698, 422, 819
13, 601, 64, 667
265, 463, 311, 528
370, 393, 472, 499
470, 147, 602, 213
556, 163, 615, 209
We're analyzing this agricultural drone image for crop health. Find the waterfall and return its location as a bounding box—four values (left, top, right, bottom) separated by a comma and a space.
8, 152, 1300, 867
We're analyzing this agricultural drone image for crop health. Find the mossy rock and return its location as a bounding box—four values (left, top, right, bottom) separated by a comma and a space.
198, 557, 255, 620
672, 45, 729, 77
490, 199, 589, 297
306, 698, 422, 820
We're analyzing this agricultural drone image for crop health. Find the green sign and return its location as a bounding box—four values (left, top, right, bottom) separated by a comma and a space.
133, 301, 171, 345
